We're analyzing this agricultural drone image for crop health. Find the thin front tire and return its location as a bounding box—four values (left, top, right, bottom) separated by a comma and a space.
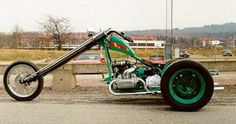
3, 60, 44, 101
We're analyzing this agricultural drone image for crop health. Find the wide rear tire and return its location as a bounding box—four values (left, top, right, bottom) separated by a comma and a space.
161, 60, 213, 111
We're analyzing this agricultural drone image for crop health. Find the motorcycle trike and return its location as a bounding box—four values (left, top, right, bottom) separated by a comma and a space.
3, 29, 214, 111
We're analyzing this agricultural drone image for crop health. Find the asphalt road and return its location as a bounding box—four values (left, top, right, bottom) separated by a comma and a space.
0, 102, 236, 124
0, 86, 236, 124
0, 71, 236, 124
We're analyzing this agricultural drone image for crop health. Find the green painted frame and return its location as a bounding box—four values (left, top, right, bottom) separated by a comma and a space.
100, 35, 166, 84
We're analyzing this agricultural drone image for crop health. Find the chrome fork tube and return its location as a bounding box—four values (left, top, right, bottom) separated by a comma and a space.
38, 38, 93, 76
24, 32, 107, 82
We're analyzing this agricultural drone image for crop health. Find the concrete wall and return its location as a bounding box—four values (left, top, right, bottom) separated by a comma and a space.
0, 60, 236, 75
0, 61, 234, 91
0, 63, 107, 74
0, 64, 7, 74
200, 60, 236, 71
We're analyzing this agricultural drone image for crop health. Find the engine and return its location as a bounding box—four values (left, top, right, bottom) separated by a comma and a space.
111, 60, 161, 90
111, 60, 137, 89
111, 60, 133, 78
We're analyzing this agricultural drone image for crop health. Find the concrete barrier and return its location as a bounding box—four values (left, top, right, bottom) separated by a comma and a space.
0, 64, 8, 74
199, 60, 236, 71
0, 60, 235, 91
72, 64, 106, 74
0, 63, 106, 91
0, 60, 235, 74
0, 63, 106, 74
50, 64, 106, 91
51, 65, 77, 91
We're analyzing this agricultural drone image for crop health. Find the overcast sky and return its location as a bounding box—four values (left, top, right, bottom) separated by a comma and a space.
0, 0, 236, 32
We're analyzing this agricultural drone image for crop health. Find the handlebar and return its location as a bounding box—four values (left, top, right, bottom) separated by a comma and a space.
105, 29, 134, 43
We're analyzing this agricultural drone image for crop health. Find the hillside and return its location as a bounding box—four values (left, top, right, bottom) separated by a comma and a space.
125, 22, 236, 38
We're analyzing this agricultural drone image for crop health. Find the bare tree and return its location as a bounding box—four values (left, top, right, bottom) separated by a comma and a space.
39, 15, 71, 50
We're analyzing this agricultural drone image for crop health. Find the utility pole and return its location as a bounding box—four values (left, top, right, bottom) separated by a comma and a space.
165, 0, 174, 59
170, 0, 173, 41
234, 32, 236, 48
166, 0, 168, 38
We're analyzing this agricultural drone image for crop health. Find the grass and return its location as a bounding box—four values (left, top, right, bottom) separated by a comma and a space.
0, 49, 166, 61
101, 49, 164, 58
188, 48, 225, 57
0, 48, 234, 61
0, 49, 65, 61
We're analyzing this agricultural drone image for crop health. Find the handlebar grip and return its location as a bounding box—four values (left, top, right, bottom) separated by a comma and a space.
123, 36, 134, 43
120, 32, 133, 43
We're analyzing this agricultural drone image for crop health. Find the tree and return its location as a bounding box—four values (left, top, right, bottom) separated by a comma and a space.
39, 15, 71, 50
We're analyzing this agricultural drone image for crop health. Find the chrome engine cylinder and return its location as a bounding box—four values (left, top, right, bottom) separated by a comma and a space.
146, 74, 161, 88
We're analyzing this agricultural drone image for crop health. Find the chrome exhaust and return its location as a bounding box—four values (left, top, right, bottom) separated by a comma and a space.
108, 78, 160, 95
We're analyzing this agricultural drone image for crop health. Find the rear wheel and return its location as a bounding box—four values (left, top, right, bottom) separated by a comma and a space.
3, 60, 44, 101
161, 60, 213, 111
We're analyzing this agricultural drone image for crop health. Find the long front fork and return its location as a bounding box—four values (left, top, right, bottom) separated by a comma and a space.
23, 33, 106, 82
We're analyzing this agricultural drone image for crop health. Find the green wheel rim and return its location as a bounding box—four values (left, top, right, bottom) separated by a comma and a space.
169, 68, 206, 104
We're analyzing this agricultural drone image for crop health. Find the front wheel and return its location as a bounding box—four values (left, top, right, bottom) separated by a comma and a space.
3, 60, 44, 101
161, 60, 213, 111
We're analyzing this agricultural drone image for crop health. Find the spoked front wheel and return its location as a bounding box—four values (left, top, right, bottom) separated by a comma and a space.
3, 60, 44, 101
161, 60, 214, 111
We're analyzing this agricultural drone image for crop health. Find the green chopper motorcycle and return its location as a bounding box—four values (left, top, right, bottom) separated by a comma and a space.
3, 28, 214, 111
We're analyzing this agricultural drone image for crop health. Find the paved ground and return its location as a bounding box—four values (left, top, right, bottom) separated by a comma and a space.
0, 87, 236, 124
1, 102, 236, 124
0, 85, 236, 124
213, 71, 236, 85
0, 71, 236, 124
